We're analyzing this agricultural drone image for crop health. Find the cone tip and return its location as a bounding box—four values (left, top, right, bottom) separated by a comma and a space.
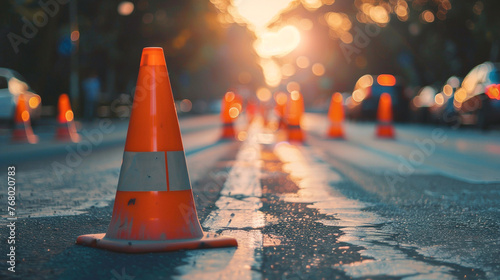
140, 47, 166, 66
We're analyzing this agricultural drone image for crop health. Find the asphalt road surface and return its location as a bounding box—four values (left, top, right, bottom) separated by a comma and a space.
0, 113, 499, 279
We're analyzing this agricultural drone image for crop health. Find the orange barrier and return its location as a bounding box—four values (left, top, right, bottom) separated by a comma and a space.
11, 95, 38, 144
376, 93, 395, 139
76, 47, 237, 253
246, 99, 258, 124
286, 91, 305, 143
327, 92, 345, 139
55, 94, 80, 142
220, 91, 241, 139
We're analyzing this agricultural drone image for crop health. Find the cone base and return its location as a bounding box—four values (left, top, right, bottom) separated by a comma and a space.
12, 128, 38, 144
76, 233, 238, 254
221, 125, 236, 140
56, 127, 81, 143
327, 134, 344, 139
287, 128, 304, 143
376, 125, 395, 139
327, 125, 344, 139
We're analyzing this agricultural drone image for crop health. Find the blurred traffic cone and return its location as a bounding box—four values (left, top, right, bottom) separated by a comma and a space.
376, 93, 395, 139
76, 47, 237, 253
220, 91, 241, 140
327, 92, 345, 139
274, 92, 287, 129
286, 91, 305, 143
56, 94, 80, 143
12, 95, 38, 144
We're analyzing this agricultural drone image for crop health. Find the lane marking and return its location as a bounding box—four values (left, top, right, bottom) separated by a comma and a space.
175, 123, 263, 280
304, 113, 500, 183
274, 142, 457, 279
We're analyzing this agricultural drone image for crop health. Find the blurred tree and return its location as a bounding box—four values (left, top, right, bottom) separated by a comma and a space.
1, 0, 499, 111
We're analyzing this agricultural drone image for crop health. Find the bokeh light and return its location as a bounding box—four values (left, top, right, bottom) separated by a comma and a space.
422, 10, 435, 23
358, 74, 374, 88
237, 131, 248, 141
29, 96, 41, 109
257, 87, 272, 102
290, 90, 301, 101
70, 31, 80, 42
312, 63, 325, 76
225, 92, 235, 103
180, 99, 193, 112
377, 74, 396, 87
287, 81, 301, 93
352, 89, 366, 102
443, 84, 453, 96
296, 56, 310, 69
454, 88, 467, 103
435, 93, 444, 105
65, 110, 74, 122
229, 107, 240, 118
275, 91, 288, 105
21, 111, 30, 122
117, 1, 134, 16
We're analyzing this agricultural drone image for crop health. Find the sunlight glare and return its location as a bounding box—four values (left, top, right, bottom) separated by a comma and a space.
254, 25, 301, 58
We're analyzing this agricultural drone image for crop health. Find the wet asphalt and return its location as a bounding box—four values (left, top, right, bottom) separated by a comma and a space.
0, 143, 240, 280
1, 119, 499, 279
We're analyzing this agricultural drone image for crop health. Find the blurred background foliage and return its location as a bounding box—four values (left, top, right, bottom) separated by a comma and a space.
0, 0, 499, 112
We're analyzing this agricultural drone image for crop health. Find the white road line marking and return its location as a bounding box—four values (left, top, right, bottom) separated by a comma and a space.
175, 123, 263, 280
274, 143, 456, 279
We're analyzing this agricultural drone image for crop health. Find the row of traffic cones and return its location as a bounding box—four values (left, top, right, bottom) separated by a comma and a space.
11, 93, 80, 144
279, 91, 395, 142
220, 91, 242, 140
217, 89, 306, 142
326, 92, 395, 139
11, 95, 39, 144
217, 88, 395, 143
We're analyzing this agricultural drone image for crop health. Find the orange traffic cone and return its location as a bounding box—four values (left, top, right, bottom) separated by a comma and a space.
220, 91, 241, 140
76, 47, 237, 253
327, 92, 345, 139
274, 91, 287, 129
12, 95, 38, 144
246, 99, 258, 124
286, 91, 305, 143
56, 94, 80, 143
376, 93, 395, 139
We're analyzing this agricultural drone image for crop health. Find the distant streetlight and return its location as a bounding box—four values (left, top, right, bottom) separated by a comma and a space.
118, 1, 134, 16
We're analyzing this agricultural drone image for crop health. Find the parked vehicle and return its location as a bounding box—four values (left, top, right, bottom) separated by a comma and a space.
454, 62, 500, 129
410, 85, 438, 123
0, 68, 41, 124
428, 76, 461, 126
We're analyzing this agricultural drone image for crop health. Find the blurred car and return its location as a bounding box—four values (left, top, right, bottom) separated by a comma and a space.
410, 85, 439, 123
454, 62, 500, 129
346, 74, 409, 121
428, 76, 462, 126
0, 68, 41, 124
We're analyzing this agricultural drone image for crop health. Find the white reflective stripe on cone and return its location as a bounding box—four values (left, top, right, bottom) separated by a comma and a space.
117, 151, 168, 191
167, 151, 191, 191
